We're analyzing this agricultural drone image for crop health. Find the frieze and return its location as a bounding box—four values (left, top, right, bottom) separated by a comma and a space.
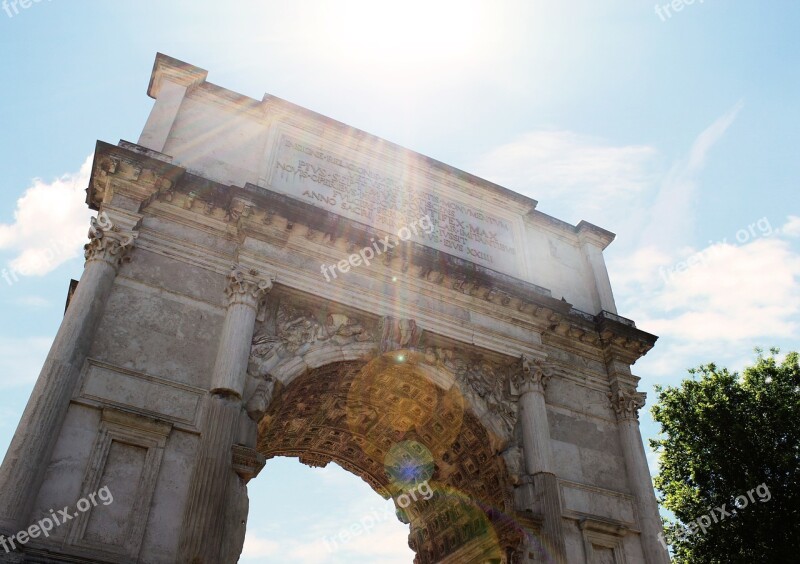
249, 301, 377, 377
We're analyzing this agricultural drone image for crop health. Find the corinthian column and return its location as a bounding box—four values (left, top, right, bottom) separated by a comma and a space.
0, 214, 137, 533
608, 383, 670, 564
510, 356, 567, 564
178, 266, 273, 564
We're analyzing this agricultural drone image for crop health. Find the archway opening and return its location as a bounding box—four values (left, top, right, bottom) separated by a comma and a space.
241, 457, 413, 562
254, 355, 525, 563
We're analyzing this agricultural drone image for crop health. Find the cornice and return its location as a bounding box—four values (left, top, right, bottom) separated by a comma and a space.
147, 52, 208, 99
86, 140, 186, 212
86, 141, 658, 366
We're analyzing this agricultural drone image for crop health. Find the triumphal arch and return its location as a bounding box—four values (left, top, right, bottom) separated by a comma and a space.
0, 54, 669, 563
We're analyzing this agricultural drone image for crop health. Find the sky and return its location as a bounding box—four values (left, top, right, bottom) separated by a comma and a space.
1, 1, 799, 562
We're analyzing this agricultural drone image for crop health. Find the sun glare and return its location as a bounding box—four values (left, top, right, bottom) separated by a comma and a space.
312, 0, 491, 65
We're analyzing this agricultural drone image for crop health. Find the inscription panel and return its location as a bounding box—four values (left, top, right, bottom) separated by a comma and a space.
265, 130, 525, 277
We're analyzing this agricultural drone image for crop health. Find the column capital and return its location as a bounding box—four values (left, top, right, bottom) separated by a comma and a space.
510, 355, 553, 397
224, 266, 274, 308
608, 384, 646, 421
83, 212, 138, 270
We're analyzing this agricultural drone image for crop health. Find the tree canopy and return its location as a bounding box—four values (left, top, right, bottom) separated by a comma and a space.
650, 349, 800, 563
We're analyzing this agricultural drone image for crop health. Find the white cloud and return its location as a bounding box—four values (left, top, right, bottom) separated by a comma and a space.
640, 100, 744, 248
639, 238, 800, 343
241, 533, 280, 559
242, 502, 411, 564
0, 337, 53, 390
473, 129, 659, 227
0, 155, 94, 276
782, 215, 800, 237
475, 102, 797, 385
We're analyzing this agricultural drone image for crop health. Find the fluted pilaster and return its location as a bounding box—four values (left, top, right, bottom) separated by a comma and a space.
511, 355, 567, 564
609, 382, 670, 564
177, 394, 242, 562
177, 266, 273, 563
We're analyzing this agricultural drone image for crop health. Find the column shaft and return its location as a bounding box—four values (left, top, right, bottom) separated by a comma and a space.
212, 302, 259, 396
609, 384, 670, 563
513, 356, 567, 564
177, 267, 272, 563
519, 391, 567, 564
619, 420, 670, 564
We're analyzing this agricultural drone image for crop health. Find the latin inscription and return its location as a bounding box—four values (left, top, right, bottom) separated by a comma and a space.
270, 135, 520, 276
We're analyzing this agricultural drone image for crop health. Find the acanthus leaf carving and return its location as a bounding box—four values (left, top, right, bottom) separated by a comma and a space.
224, 266, 274, 308
608, 385, 646, 421
510, 354, 552, 397
83, 212, 138, 269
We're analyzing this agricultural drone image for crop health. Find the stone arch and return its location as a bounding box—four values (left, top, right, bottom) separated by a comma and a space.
254, 354, 528, 563
245, 297, 521, 450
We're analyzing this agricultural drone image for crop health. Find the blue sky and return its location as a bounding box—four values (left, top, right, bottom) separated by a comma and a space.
1, 1, 798, 562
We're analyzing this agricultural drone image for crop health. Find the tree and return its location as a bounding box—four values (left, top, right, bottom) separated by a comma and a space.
650, 348, 800, 563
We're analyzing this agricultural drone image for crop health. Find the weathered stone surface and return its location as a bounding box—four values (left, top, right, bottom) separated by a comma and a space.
0, 53, 668, 564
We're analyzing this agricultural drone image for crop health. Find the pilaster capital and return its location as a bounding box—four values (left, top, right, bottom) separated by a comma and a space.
608, 383, 646, 421
224, 266, 274, 308
83, 212, 138, 270
510, 355, 553, 397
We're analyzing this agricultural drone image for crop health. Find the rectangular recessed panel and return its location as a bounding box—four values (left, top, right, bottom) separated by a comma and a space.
81, 364, 201, 425
561, 481, 636, 524
83, 441, 146, 546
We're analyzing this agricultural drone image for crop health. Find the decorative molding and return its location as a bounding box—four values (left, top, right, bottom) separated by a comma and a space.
231, 445, 266, 483
579, 517, 629, 564
559, 478, 638, 531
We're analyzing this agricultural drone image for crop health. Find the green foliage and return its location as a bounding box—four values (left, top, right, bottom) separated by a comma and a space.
650, 349, 800, 563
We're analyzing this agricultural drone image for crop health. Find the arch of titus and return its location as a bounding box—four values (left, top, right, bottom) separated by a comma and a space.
0, 54, 669, 564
